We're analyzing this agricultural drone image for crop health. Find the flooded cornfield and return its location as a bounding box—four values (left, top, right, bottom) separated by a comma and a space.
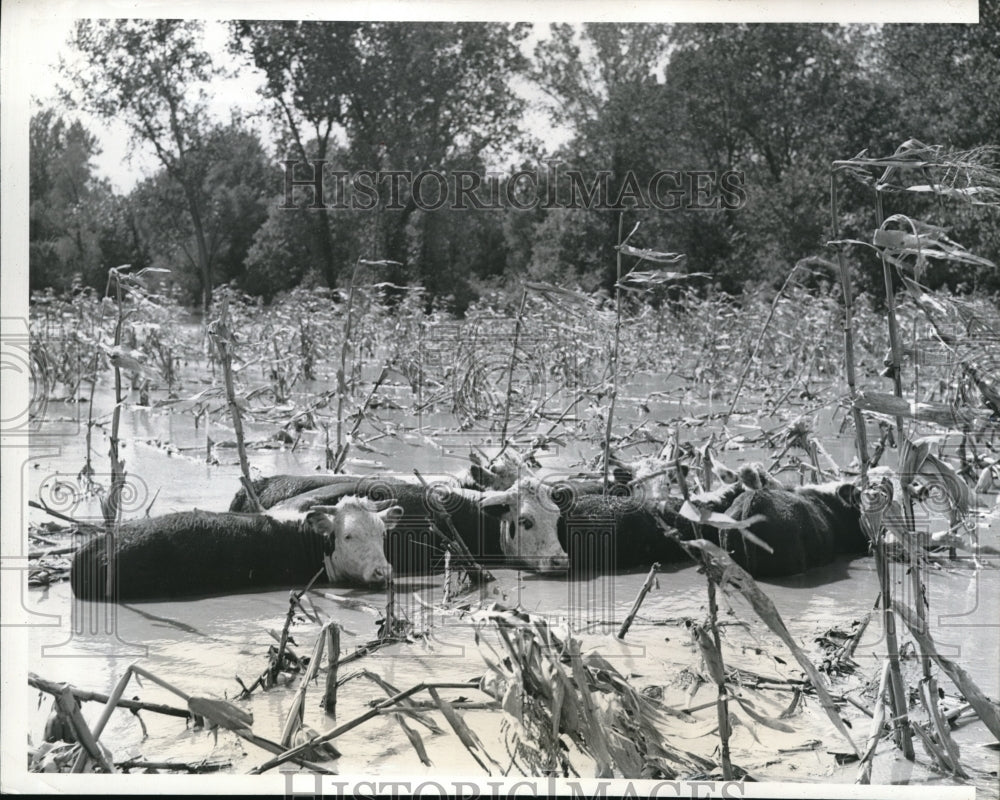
19, 285, 1000, 795
9, 15, 1000, 794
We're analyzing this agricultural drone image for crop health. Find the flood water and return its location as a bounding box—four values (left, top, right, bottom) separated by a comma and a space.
23, 379, 1000, 792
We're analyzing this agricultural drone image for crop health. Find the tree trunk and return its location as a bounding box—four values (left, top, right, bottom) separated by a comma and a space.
606, 148, 625, 292
184, 187, 213, 312
313, 207, 338, 288
385, 198, 417, 270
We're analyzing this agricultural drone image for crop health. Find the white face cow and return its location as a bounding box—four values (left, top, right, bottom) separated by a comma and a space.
283, 497, 402, 587
478, 478, 570, 573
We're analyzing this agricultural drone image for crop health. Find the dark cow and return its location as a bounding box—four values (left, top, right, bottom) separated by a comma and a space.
719, 481, 869, 577
70, 498, 401, 601
657, 471, 869, 577
228, 468, 511, 513
229, 474, 377, 512
555, 493, 687, 571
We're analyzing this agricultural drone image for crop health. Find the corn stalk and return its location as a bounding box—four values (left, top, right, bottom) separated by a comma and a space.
830, 166, 914, 759
208, 296, 262, 513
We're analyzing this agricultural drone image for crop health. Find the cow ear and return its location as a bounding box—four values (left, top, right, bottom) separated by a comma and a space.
469, 463, 491, 490
306, 509, 335, 533
836, 483, 860, 508
379, 505, 404, 530
306, 510, 336, 553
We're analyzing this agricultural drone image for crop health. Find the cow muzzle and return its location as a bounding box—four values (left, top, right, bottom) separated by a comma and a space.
367, 564, 393, 587
544, 553, 570, 573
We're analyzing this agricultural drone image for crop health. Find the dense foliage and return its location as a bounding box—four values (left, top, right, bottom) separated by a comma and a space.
32, 15, 1000, 309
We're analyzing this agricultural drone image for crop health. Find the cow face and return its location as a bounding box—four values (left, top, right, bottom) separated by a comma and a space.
305, 497, 402, 588
479, 478, 570, 573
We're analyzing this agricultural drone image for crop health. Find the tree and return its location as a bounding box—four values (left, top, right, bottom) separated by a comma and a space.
64, 20, 219, 310
127, 122, 273, 303
666, 25, 895, 179
878, 2, 1000, 292
230, 21, 531, 283
660, 24, 900, 287
96, 193, 151, 287
533, 24, 673, 289
526, 23, 918, 291
241, 200, 317, 301
343, 22, 531, 270
29, 108, 113, 291
229, 21, 360, 288
881, 2, 1000, 151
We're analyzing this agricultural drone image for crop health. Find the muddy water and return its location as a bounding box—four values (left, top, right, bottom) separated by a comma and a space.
24, 386, 1000, 790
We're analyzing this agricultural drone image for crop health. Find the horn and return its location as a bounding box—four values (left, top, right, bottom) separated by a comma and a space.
369, 498, 394, 512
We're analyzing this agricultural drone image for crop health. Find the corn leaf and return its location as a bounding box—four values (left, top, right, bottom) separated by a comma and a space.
187, 697, 253, 733
617, 269, 710, 292
362, 670, 444, 735
873, 225, 996, 268
567, 638, 616, 778
905, 185, 1000, 204
427, 687, 497, 774
524, 281, 600, 317
682, 539, 860, 757
901, 438, 972, 517
733, 696, 797, 733
395, 714, 432, 766
501, 680, 524, 726
616, 244, 687, 264
892, 600, 1000, 742
853, 391, 989, 428
679, 502, 774, 553
691, 624, 727, 685
730, 712, 762, 744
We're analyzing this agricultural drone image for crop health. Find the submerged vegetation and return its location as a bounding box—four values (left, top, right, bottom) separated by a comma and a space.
27, 259, 999, 475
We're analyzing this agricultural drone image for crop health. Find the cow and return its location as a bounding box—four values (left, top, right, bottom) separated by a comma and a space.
656, 465, 869, 578
241, 472, 729, 577
554, 492, 687, 571
718, 481, 870, 577
70, 498, 402, 601
227, 460, 524, 513
248, 477, 571, 575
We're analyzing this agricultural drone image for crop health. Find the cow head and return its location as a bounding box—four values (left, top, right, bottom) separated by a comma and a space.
305, 497, 402, 588
478, 478, 570, 573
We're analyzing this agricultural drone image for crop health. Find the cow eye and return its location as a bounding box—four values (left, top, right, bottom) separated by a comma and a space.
519, 517, 533, 530
344, 534, 352, 541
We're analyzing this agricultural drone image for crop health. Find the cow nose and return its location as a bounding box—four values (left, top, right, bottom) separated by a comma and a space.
370, 565, 392, 586
547, 554, 570, 573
